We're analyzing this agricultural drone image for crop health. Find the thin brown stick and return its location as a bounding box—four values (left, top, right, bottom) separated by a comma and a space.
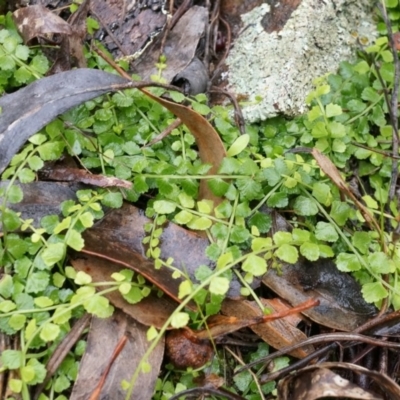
210, 16, 232, 83
91, 43, 184, 94
91, 43, 132, 80
142, 118, 182, 147
204, 0, 221, 69
351, 141, 400, 159
89, 335, 128, 400
209, 88, 246, 135
353, 306, 400, 333
257, 344, 336, 384
236, 332, 400, 378
257, 298, 319, 324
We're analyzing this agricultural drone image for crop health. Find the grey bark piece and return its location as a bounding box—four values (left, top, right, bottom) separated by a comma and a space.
0, 69, 131, 174
0, 181, 78, 230
225, 0, 377, 122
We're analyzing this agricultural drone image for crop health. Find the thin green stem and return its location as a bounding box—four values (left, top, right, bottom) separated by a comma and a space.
140, 174, 250, 180
222, 193, 239, 253
345, 94, 384, 125
303, 189, 400, 296
124, 248, 274, 399
23, 286, 119, 352
234, 270, 265, 312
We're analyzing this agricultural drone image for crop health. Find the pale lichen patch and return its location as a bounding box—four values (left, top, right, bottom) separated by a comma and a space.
225, 0, 377, 122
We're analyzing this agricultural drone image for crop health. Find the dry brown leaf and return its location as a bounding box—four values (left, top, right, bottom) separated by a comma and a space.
142, 89, 227, 206
81, 203, 245, 299
13, 5, 73, 43
310, 148, 380, 232
81, 231, 198, 311
193, 298, 318, 342
70, 309, 164, 400
132, 6, 208, 85
0, 181, 77, 229
90, 0, 167, 60
71, 255, 178, 329
221, 298, 315, 358
0, 69, 133, 175
265, 212, 377, 331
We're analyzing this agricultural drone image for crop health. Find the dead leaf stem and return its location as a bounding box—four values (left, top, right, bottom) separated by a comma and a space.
89, 335, 128, 400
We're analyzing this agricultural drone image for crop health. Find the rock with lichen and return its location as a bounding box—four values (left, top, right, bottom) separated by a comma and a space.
224, 0, 377, 123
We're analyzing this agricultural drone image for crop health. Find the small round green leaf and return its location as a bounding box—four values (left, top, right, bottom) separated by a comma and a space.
293, 196, 318, 216
74, 271, 92, 285
300, 242, 320, 261
40, 322, 61, 342
84, 295, 114, 318
242, 254, 267, 277
1, 350, 22, 369
227, 134, 250, 157
8, 314, 26, 331
42, 243, 66, 267
171, 312, 190, 328
174, 210, 193, 225
315, 222, 338, 242
7, 185, 23, 204
66, 230, 85, 251
362, 282, 388, 303
186, 216, 212, 230
325, 103, 342, 117
336, 253, 361, 272
153, 200, 176, 214
209, 276, 230, 295
275, 244, 298, 264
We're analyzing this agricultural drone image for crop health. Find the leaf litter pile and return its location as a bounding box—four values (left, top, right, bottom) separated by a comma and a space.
1, 1, 400, 399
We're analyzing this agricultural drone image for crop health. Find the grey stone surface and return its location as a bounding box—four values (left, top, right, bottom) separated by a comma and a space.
225, 0, 377, 122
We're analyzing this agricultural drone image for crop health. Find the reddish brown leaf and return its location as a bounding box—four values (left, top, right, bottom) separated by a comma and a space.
89, 335, 128, 400
80, 234, 198, 311
142, 89, 227, 206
